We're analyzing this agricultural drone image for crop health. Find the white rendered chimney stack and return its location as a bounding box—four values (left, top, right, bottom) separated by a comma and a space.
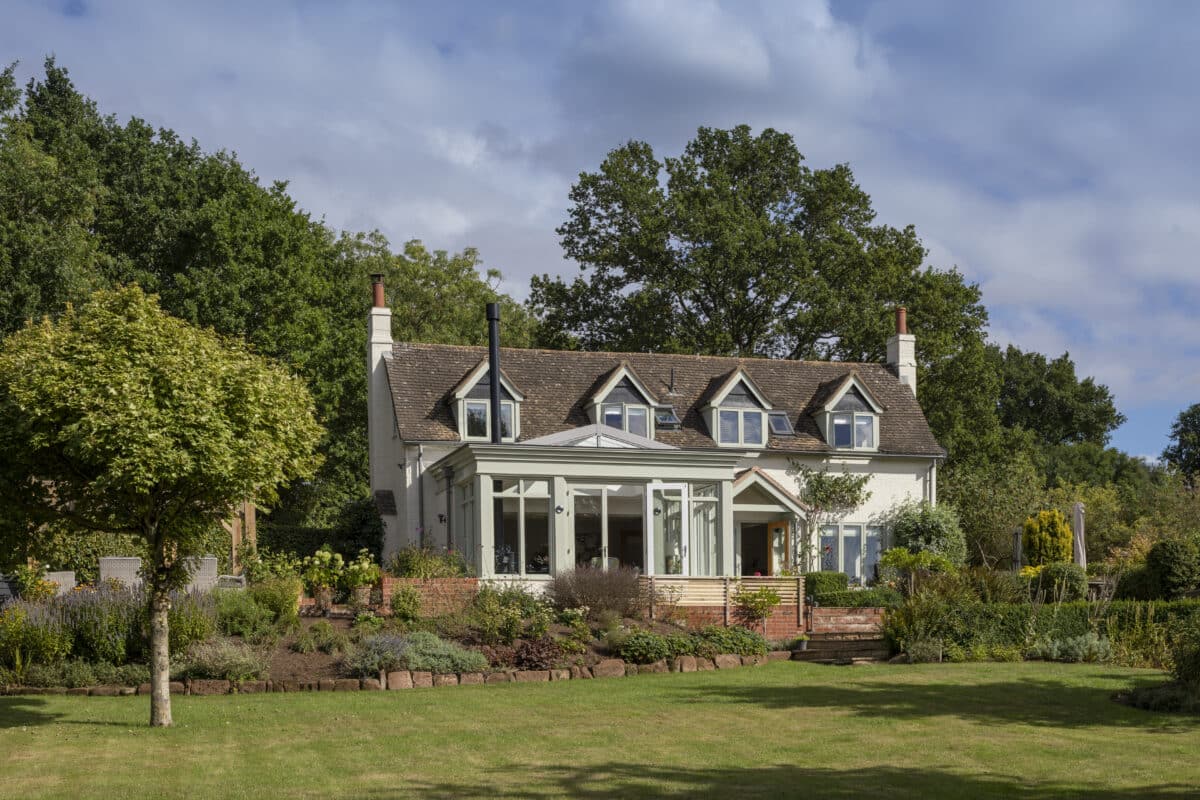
887, 306, 917, 395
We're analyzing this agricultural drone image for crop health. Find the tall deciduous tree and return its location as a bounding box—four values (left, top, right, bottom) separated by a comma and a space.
0, 287, 322, 726
1163, 403, 1200, 483
532, 125, 1000, 464
994, 345, 1125, 446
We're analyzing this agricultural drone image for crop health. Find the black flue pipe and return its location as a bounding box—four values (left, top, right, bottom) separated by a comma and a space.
487, 302, 502, 444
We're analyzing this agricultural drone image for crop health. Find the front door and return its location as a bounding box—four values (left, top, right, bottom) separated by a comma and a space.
646, 483, 689, 575
767, 519, 791, 575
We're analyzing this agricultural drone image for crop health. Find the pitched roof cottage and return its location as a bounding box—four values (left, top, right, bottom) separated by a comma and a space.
368, 278, 943, 585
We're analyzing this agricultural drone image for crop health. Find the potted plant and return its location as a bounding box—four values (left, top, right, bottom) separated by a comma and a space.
302, 545, 344, 613
344, 548, 381, 607
794, 633, 810, 652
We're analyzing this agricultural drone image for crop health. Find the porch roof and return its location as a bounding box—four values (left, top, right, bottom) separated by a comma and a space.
431, 442, 742, 484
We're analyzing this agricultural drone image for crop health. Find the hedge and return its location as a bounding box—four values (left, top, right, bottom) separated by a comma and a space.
803, 572, 848, 597
815, 588, 902, 608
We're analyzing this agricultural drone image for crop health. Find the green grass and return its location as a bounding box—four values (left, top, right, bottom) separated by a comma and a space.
2, 662, 1198, 799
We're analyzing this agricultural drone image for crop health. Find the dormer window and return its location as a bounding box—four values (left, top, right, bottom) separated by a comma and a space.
452, 360, 525, 443
818, 376, 882, 452
705, 368, 773, 449
590, 363, 660, 440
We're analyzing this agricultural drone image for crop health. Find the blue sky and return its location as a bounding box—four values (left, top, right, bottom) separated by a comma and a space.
5, 0, 1198, 459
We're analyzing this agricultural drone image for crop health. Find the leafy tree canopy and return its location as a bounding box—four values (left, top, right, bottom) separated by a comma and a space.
0, 286, 323, 725
1163, 403, 1200, 481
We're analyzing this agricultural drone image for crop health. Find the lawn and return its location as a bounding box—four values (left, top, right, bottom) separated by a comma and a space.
2, 662, 1198, 799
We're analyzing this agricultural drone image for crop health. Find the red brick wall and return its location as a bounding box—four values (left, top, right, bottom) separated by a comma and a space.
675, 604, 805, 638
381, 577, 479, 616
810, 607, 885, 634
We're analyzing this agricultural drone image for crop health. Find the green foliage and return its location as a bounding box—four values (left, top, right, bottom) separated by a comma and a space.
803, 572, 849, 597
342, 548, 381, 590
815, 588, 902, 608
1163, 403, 1200, 482
467, 586, 550, 645
247, 575, 303, 625
694, 626, 769, 658
877, 548, 956, 597
1145, 538, 1200, 600
344, 634, 409, 677
886, 500, 967, 566
300, 545, 344, 592
733, 585, 781, 628
1022, 509, 1073, 567
390, 586, 422, 624
241, 547, 301, 584
791, 466, 872, 568
614, 630, 672, 665
0, 605, 72, 668
1031, 563, 1088, 602
168, 591, 218, 653
1171, 624, 1200, 686
995, 345, 1125, 447
1028, 632, 1112, 663
385, 547, 472, 579
213, 590, 276, 643
940, 446, 1043, 566
398, 631, 488, 674
22, 659, 151, 689
291, 620, 348, 655
173, 637, 270, 682
547, 566, 648, 619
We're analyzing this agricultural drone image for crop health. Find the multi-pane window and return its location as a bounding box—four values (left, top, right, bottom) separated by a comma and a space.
602, 403, 652, 437
830, 386, 877, 450
717, 409, 767, 447
463, 399, 516, 441
495, 479, 551, 575
818, 523, 887, 584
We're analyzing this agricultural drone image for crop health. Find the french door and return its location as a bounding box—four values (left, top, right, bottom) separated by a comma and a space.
646, 483, 689, 576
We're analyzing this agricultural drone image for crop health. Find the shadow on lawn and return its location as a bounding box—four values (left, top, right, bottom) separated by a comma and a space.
382, 763, 1198, 800
0, 696, 63, 727
669, 672, 1196, 732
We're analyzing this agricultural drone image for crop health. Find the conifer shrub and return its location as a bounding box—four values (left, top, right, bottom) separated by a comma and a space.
1022, 509, 1073, 566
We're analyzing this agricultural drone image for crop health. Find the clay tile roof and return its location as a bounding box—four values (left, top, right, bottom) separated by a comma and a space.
386, 343, 945, 457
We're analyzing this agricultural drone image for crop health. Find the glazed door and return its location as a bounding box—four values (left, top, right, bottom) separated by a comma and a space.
646, 483, 689, 575
767, 519, 791, 575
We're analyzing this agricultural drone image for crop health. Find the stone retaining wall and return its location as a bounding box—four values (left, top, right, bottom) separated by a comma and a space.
1, 652, 795, 697
379, 577, 479, 616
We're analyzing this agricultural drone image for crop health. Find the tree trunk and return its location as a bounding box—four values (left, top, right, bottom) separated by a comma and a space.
149, 580, 173, 727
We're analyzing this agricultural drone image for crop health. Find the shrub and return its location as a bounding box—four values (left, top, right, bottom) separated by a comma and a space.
803, 572, 848, 598
478, 644, 516, 668
1030, 562, 1088, 602
468, 588, 526, 645
514, 636, 562, 670
1028, 632, 1112, 663
1145, 538, 1200, 600
385, 546, 472, 578
13, 562, 57, 602
342, 548, 382, 590
213, 589, 276, 643
877, 549, 957, 597
291, 620, 348, 655
344, 634, 408, 677
1115, 566, 1157, 600
399, 631, 488, 674
168, 590, 218, 654
174, 637, 270, 682
815, 588, 901, 608
1022, 509, 1073, 567
614, 630, 672, 664
248, 575, 303, 624
353, 612, 384, 635
964, 568, 1028, 604
695, 625, 768, 657
0, 605, 72, 668
58, 584, 145, 665
546, 567, 648, 619
241, 547, 302, 583
888, 500, 968, 566
1172, 623, 1200, 686
733, 585, 781, 630
390, 586, 422, 623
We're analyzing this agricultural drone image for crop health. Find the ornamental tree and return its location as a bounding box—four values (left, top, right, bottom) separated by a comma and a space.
791, 464, 872, 571
0, 286, 322, 726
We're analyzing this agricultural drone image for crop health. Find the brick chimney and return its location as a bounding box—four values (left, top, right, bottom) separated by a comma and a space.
887, 306, 917, 395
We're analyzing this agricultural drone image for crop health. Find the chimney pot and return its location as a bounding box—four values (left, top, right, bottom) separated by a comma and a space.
371, 274, 386, 308
895, 306, 908, 335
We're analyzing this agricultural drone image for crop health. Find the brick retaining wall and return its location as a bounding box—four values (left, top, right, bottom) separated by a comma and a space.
810, 607, 885, 634
380, 577, 479, 616
675, 604, 806, 638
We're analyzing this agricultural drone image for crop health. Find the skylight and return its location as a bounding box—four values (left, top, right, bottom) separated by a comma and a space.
655, 406, 682, 429
768, 411, 795, 436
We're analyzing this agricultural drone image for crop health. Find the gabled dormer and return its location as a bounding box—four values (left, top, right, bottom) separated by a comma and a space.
451, 359, 527, 442
588, 361, 662, 439
814, 372, 884, 451
702, 368, 780, 449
